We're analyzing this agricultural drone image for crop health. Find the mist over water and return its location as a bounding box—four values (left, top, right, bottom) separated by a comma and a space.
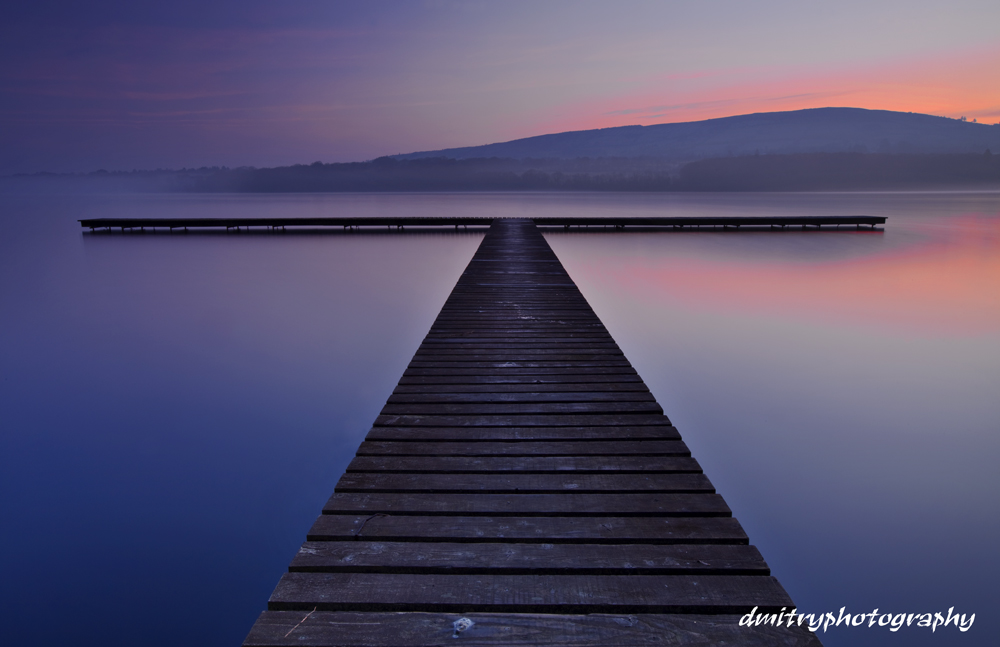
1, 190, 997, 646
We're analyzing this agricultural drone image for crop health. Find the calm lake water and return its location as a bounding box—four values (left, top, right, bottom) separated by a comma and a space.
1, 190, 997, 646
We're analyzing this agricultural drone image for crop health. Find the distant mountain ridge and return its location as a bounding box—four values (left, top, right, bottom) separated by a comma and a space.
394, 108, 1000, 162
6, 108, 998, 193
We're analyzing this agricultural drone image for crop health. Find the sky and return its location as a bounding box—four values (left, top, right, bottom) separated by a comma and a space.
2, 0, 999, 174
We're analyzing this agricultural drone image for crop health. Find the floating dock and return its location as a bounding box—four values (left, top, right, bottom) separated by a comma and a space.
242, 219, 821, 646
79, 215, 884, 231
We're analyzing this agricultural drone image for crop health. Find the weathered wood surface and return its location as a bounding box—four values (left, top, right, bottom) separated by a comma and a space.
345, 455, 701, 472
372, 414, 671, 427
391, 383, 652, 393
397, 374, 645, 385
364, 425, 681, 441
400, 368, 641, 378
355, 440, 691, 456
386, 391, 658, 403
307, 515, 750, 543
417, 340, 621, 347
288, 542, 768, 574
378, 402, 664, 415
268, 572, 794, 613
245, 611, 822, 646
333, 472, 714, 494
243, 218, 816, 646
322, 492, 731, 516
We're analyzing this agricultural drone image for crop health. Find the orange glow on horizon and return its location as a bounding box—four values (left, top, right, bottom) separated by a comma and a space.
532, 45, 1000, 137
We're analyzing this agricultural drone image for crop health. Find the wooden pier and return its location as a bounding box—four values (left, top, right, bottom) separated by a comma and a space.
79, 214, 884, 232
242, 219, 821, 646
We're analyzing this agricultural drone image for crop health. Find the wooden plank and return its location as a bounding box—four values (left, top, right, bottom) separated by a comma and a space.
373, 414, 672, 427
415, 349, 624, 356
422, 336, 615, 343
417, 340, 619, 345
428, 320, 606, 326
334, 472, 713, 494
440, 283, 576, 289
404, 361, 635, 369
244, 611, 824, 646
412, 351, 626, 358
365, 425, 682, 441
345, 455, 701, 473
425, 325, 609, 330
437, 302, 593, 307
428, 317, 603, 322
411, 352, 626, 360
423, 330, 611, 337
378, 402, 663, 416
433, 312, 599, 317
442, 289, 587, 293
425, 332, 612, 336
355, 440, 691, 456
419, 337, 618, 344
435, 312, 600, 314
414, 348, 624, 355
439, 298, 589, 301
308, 514, 748, 544
425, 329, 610, 336
396, 374, 645, 385
401, 367, 639, 377
428, 313, 598, 318
440, 302, 597, 306
322, 492, 731, 517
289, 542, 768, 575
431, 313, 595, 319
429, 319, 605, 325
428, 322, 605, 327
405, 360, 632, 368
392, 383, 651, 393
387, 391, 656, 403
267, 572, 794, 613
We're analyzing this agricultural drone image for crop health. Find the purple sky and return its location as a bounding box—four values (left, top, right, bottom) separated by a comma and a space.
2, 0, 998, 174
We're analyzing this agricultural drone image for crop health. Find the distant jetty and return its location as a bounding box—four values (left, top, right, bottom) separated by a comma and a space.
79, 215, 885, 232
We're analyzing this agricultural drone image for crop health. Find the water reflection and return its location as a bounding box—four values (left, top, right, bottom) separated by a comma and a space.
0, 193, 484, 647
1, 190, 997, 647
548, 215, 1000, 336
546, 194, 1000, 647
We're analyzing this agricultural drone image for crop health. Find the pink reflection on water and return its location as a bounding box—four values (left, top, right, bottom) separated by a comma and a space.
575, 216, 1000, 336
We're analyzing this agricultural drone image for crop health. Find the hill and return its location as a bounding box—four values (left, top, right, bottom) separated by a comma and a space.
394, 108, 1000, 163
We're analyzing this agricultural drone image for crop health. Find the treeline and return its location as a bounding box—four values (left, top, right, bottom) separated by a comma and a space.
178, 152, 999, 192
10, 152, 998, 193
678, 151, 1000, 191
180, 156, 677, 192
